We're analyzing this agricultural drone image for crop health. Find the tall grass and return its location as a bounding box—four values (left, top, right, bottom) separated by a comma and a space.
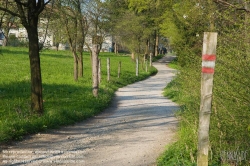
0, 47, 157, 143
158, 34, 250, 165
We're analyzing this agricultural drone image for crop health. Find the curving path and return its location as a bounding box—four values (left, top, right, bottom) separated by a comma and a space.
0, 55, 179, 166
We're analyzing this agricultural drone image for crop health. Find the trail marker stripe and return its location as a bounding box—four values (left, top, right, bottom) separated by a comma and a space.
202, 61, 215, 68
202, 67, 215, 74
202, 54, 216, 61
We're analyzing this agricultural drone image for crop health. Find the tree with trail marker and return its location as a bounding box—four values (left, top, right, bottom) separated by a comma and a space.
0, 0, 52, 114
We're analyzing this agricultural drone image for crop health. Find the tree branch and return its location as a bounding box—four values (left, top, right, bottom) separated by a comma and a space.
14, 0, 28, 7
0, 7, 20, 17
14, 0, 28, 27
213, 0, 250, 12
37, 0, 52, 15
213, 0, 235, 7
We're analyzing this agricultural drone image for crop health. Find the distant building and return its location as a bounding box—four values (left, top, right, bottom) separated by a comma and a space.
0, 27, 113, 52
84, 35, 113, 52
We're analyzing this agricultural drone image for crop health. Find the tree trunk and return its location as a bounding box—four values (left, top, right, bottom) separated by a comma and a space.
150, 53, 152, 67
145, 39, 149, 56
73, 51, 78, 81
107, 57, 110, 82
131, 52, 135, 60
98, 58, 101, 84
118, 61, 121, 78
2, 37, 7, 46
78, 52, 83, 77
2, 28, 9, 46
92, 44, 99, 97
27, 25, 43, 114
56, 43, 59, 51
116, 43, 119, 54
155, 31, 159, 56
136, 57, 139, 76
114, 42, 117, 54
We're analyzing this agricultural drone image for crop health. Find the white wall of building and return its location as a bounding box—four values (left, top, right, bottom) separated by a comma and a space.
1, 27, 113, 52
84, 35, 113, 52
0, 27, 53, 46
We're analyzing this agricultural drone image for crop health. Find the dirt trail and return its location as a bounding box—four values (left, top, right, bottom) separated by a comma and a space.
0, 55, 179, 166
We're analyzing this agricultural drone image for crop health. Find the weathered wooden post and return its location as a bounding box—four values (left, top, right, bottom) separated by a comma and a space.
136, 57, 139, 76
107, 57, 110, 81
149, 53, 152, 67
197, 32, 217, 166
98, 58, 101, 84
118, 61, 121, 78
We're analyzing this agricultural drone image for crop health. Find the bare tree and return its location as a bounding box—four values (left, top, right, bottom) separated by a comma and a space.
56, 0, 88, 81
85, 0, 108, 96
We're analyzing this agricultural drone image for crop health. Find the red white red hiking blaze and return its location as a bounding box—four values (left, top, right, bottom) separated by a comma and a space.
202, 54, 216, 74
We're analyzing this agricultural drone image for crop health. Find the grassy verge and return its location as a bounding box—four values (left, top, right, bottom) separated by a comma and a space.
166, 56, 180, 70
0, 47, 157, 144
158, 66, 199, 166
158, 52, 250, 165
152, 54, 165, 62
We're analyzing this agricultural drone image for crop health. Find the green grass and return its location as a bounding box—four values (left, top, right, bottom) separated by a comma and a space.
152, 54, 165, 62
0, 47, 157, 143
158, 50, 250, 165
158, 74, 198, 166
167, 57, 180, 70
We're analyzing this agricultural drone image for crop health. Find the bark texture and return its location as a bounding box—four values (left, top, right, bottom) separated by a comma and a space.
92, 44, 99, 97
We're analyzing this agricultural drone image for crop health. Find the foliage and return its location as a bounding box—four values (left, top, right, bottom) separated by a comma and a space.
166, 57, 179, 70
113, 11, 148, 54
0, 47, 157, 143
106, 0, 168, 56
152, 54, 164, 62
159, 1, 250, 165
7, 35, 29, 47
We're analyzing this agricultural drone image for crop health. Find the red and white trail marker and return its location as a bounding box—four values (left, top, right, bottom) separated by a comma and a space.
201, 33, 217, 74
202, 54, 216, 74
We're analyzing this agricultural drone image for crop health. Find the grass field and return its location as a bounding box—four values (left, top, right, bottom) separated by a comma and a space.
0, 47, 157, 143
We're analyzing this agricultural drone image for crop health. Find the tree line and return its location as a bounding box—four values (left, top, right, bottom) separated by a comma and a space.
0, 0, 169, 115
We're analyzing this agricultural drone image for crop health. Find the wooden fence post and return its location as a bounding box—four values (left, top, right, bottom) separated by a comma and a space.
197, 32, 218, 166
98, 58, 101, 84
136, 57, 139, 76
118, 61, 121, 78
107, 57, 110, 81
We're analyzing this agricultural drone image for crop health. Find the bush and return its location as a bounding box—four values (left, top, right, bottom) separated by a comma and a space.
159, 6, 250, 164
8, 34, 19, 47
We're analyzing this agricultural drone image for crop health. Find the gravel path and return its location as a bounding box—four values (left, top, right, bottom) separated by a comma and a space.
1, 55, 179, 166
